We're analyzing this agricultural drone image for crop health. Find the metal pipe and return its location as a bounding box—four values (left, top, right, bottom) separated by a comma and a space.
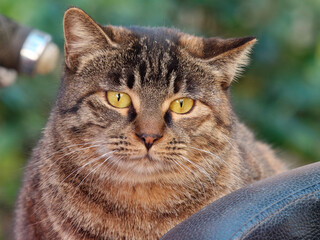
0, 15, 59, 87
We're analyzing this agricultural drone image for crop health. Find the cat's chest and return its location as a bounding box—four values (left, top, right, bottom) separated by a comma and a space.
51, 179, 213, 239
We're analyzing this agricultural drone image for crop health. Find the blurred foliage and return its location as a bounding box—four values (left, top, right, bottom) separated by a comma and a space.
0, 0, 320, 239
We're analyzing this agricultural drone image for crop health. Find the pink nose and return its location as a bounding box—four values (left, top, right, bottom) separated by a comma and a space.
136, 133, 162, 150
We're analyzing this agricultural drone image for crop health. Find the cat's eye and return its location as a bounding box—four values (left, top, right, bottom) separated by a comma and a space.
106, 91, 132, 108
169, 98, 194, 114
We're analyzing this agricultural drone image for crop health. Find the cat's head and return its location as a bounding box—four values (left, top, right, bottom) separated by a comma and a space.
52, 7, 255, 184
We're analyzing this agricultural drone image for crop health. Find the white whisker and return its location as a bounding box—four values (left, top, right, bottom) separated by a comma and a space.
46, 141, 105, 159
179, 155, 219, 189
73, 155, 113, 195
171, 157, 205, 193
59, 151, 115, 185
220, 134, 241, 154
189, 146, 228, 167
46, 144, 104, 171
23, 141, 105, 170
26, 144, 107, 188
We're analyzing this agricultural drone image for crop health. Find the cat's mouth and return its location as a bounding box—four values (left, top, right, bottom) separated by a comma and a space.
129, 153, 157, 162
110, 152, 168, 179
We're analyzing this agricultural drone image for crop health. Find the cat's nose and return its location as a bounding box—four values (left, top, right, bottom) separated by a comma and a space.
136, 133, 162, 150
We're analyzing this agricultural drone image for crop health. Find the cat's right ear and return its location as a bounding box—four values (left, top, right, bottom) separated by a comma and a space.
63, 7, 117, 71
180, 35, 256, 89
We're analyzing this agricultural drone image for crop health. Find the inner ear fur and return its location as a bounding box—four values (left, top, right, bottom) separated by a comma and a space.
180, 35, 257, 88
63, 7, 117, 71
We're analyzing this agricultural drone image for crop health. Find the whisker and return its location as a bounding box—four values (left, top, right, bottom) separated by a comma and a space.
22, 141, 105, 170
170, 157, 189, 175
220, 134, 241, 154
179, 155, 220, 189
45, 144, 104, 171
59, 151, 115, 185
110, 156, 127, 183
169, 157, 190, 182
171, 157, 205, 193
32, 151, 115, 223
46, 141, 105, 159
189, 146, 227, 166
26, 144, 105, 188
73, 155, 113, 195
29, 145, 106, 190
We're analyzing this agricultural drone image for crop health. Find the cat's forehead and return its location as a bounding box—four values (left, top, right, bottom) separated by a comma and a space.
103, 27, 192, 98
126, 26, 181, 48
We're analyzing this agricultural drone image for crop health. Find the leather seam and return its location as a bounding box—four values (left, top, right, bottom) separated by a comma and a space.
231, 181, 320, 240
241, 188, 320, 239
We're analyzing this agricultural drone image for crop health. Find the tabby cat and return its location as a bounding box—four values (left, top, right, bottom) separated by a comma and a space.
14, 7, 286, 240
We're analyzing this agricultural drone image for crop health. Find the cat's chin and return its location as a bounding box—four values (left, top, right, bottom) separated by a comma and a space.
129, 154, 157, 162
106, 154, 171, 182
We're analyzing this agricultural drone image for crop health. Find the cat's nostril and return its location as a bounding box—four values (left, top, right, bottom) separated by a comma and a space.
136, 133, 162, 150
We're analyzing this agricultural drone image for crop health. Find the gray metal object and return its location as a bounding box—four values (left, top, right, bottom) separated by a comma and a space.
0, 14, 60, 87
19, 30, 52, 74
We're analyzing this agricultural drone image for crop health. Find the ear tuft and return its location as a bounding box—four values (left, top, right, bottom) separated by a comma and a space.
180, 35, 256, 88
203, 36, 256, 60
63, 7, 116, 71
209, 37, 257, 87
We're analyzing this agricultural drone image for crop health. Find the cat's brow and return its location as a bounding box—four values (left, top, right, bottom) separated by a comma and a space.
138, 61, 147, 84
126, 72, 135, 89
166, 56, 181, 93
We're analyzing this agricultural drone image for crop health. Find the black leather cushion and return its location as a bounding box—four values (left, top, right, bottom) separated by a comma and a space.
161, 162, 320, 240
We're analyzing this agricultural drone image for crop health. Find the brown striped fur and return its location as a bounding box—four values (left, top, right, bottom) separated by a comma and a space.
14, 7, 286, 240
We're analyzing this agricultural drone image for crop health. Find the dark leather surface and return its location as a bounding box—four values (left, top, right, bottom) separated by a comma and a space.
161, 162, 320, 240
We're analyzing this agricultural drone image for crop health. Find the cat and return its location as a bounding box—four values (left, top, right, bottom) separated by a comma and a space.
14, 7, 286, 240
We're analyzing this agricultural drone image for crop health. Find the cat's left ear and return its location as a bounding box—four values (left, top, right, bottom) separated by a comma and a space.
63, 7, 117, 71
181, 36, 256, 89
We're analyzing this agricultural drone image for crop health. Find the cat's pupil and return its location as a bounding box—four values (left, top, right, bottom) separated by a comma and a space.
179, 99, 183, 108
117, 93, 121, 102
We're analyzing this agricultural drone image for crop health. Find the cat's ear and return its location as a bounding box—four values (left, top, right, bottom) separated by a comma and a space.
181, 36, 256, 88
63, 7, 117, 71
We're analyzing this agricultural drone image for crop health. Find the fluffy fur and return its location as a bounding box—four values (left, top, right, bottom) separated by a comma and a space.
14, 7, 286, 240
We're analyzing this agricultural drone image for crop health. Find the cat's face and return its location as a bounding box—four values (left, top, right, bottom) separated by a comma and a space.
52, 8, 255, 183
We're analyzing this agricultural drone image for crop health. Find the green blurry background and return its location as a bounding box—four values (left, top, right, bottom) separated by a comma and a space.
0, 0, 319, 239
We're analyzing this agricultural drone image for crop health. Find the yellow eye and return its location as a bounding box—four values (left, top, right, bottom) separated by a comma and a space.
169, 98, 194, 114
106, 91, 132, 108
